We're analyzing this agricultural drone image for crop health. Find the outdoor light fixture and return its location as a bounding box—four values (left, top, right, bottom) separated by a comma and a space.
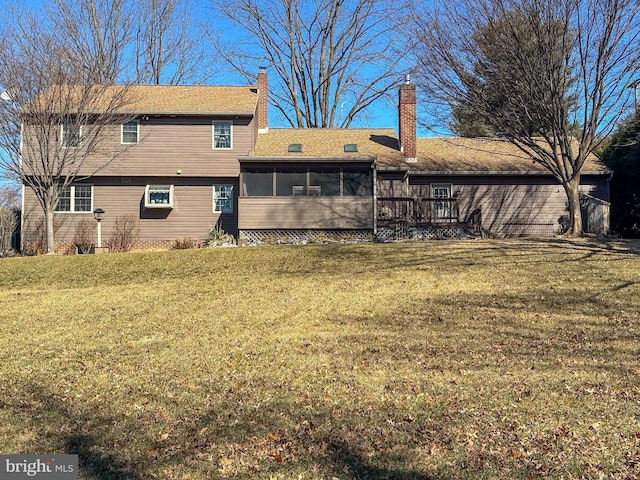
93, 208, 104, 222
93, 208, 105, 248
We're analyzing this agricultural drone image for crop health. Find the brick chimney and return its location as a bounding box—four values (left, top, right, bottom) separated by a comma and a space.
257, 66, 268, 134
398, 74, 417, 163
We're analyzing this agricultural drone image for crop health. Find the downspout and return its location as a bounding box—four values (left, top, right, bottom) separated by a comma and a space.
20, 183, 25, 253
404, 170, 410, 196
372, 161, 377, 236
19, 122, 24, 253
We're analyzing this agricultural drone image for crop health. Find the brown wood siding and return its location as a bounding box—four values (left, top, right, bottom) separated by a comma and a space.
407, 175, 568, 236
41, 116, 254, 178
238, 197, 373, 229
377, 172, 407, 197
22, 177, 239, 245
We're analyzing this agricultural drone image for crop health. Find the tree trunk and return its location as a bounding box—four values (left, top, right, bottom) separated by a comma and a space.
562, 176, 583, 236
45, 207, 55, 254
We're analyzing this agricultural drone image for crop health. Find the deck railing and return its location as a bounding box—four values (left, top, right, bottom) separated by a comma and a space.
377, 197, 460, 224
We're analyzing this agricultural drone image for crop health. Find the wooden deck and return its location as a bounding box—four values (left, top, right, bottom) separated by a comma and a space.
377, 197, 482, 237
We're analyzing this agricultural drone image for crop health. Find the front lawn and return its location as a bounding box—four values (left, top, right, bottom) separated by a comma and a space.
0, 238, 639, 479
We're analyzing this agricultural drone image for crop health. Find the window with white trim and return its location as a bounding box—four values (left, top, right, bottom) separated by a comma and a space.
213, 185, 234, 213
432, 184, 453, 221
213, 121, 232, 149
145, 185, 174, 208
55, 185, 93, 212
121, 120, 139, 144
61, 119, 81, 148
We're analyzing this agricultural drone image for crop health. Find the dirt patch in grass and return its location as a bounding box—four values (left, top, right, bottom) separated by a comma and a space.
0, 238, 639, 479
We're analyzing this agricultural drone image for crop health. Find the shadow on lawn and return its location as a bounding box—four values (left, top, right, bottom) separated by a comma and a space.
5, 383, 142, 480
65, 434, 142, 480
268, 237, 640, 279
9, 381, 446, 480
329, 440, 439, 480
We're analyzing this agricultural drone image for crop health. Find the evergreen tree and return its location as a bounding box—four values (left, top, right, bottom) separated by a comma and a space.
600, 114, 640, 237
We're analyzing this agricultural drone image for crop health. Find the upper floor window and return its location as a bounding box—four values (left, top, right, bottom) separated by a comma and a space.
122, 120, 139, 144
213, 121, 232, 149
61, 120, 81, 148
213, 185, 234, 213
55, 185, 93, 212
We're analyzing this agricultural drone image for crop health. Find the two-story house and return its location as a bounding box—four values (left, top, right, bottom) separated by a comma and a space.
21, 69, 611, 253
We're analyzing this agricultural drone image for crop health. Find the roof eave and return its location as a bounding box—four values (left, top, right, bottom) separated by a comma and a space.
239, 155, 376, 163
405, 169, 611, 176
125, 111, 255, 116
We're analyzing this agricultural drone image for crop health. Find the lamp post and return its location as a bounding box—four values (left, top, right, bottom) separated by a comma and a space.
93, 208, 104, 248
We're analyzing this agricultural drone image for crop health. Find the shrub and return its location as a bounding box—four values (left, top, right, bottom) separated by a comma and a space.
74, 218, 96, 254
207, 224, 236, 247
110, 215, 140, 253
171, 236, 198, 250
0, 207, 18, 255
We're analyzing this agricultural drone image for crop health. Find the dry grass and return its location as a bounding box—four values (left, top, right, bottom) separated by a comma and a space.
0, 238, 639, 479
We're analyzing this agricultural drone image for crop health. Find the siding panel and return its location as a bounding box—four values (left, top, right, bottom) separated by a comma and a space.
22, 177, 239, 247
238, 197, 374, 229
407, 175, 569, 236
67, 116, 254, 177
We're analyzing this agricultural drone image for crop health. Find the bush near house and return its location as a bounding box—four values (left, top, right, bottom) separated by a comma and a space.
74, 218, 96, 254
0, 207, 18, 255
109, 214, 140, 253
0, 239, 639, 479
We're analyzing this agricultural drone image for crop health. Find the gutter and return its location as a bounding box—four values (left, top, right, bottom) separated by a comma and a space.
47, 110, 256, 117
378, 167, 611, 176
238, 156, 376, 163
132, 111, 255, 117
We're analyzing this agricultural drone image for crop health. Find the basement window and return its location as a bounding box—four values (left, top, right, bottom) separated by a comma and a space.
145, 184, 174, 208
288, 143, 303, 153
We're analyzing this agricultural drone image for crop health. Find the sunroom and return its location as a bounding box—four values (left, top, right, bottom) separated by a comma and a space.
236, 157, 376, 243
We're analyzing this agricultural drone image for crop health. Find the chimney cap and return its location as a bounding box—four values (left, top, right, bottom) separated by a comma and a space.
259, 65, 267, 71
405, 73, 411, 84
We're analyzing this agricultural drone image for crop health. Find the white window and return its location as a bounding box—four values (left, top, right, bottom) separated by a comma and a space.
213, 121, 232, 149
61, 120, 81, 148
145, 185, 174, 208
121, 120, 139, 144
432, 184, 453, 221
213, 185, 234, 213
55, 185, 93, 212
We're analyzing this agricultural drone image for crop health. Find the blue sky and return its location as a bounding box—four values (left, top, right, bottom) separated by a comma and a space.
0, 0, 434, 142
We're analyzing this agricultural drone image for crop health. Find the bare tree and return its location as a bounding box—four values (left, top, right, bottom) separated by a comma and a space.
411, 0, 640, 235
0, 8, 135, 254
211, 0, 407, 128
49, 0, 210, 85
0, 184, 19, 255
49, 0, 132, 83
134, 0, 211, 85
